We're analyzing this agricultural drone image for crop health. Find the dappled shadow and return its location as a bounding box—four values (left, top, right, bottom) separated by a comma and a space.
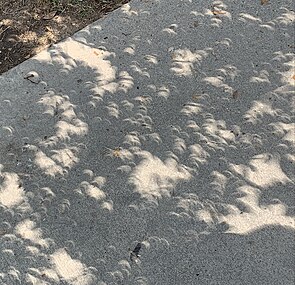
0, 0, 294, 284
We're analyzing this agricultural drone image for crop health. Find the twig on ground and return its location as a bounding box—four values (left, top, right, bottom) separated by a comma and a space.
0, 26, 9, 37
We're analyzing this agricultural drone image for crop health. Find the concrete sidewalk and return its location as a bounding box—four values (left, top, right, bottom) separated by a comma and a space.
0, 0, 294, 284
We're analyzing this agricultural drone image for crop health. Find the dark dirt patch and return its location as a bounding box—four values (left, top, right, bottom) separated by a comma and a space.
0, 0, 129, 75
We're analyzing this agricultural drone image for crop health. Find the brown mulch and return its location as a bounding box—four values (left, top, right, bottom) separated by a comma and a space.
0, 0, 129, 74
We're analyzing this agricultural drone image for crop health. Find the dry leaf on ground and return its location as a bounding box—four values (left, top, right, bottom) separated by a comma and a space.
113, 148, 121, 157
42, 10, 58, 21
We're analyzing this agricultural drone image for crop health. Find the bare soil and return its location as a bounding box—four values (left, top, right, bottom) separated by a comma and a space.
0, 0, 129, 74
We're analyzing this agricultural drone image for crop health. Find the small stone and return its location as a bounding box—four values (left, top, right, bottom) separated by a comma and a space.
232, 90, 239, 99
24, 71, 40, 84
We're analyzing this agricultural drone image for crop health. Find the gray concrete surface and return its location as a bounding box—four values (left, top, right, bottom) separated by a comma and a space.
0, 0, 294, 284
